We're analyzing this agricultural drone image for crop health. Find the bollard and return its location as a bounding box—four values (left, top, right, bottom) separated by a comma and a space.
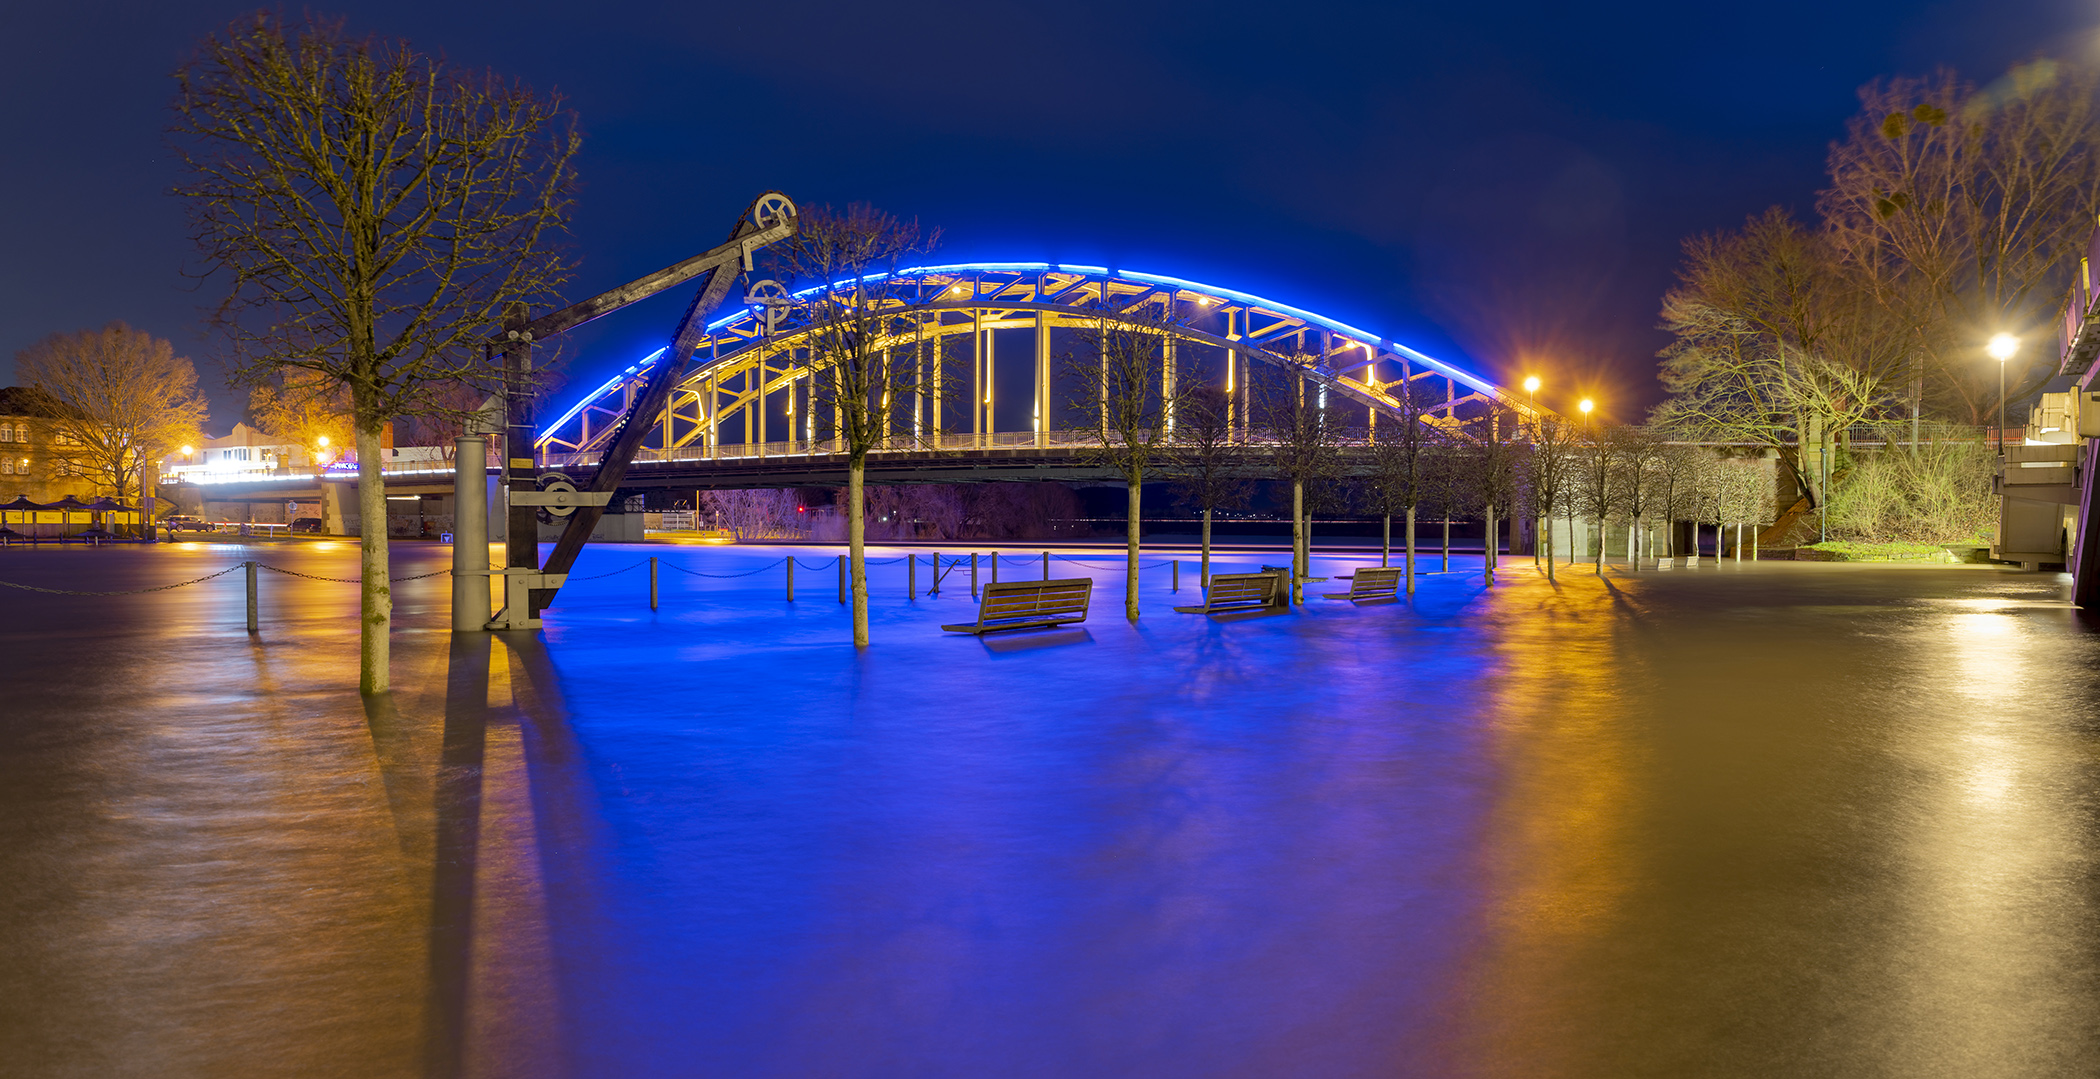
649, 556, 659, 611
990, 551, 998, 585
931, 552, 941, 596
970, 553, 979, 598
1042, 551, 1049, 580
786, 557, 796, 601
908, 553, 916, 599
1172, 559, 1179, 593
838, 554, 846, 604
245, 560, 258, 633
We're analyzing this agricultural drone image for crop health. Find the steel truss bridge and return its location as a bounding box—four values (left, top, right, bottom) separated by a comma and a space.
532, 263, 1543, 489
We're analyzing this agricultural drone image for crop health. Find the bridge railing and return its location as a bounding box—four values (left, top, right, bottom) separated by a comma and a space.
540, 429, 1167, 471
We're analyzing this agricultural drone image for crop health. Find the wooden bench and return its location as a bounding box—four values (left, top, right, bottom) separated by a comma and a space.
1174, 569, 1288, 615
1326, 566, 1401, 601
941, 578, 1093, 634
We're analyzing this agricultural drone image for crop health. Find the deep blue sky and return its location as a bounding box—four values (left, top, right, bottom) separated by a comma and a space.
3, 1, 2093, 430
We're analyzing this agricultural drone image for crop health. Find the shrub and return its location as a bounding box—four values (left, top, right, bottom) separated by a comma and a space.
1825, 442, 1994, 545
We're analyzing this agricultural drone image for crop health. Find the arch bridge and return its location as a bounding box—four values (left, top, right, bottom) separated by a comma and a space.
535, 264, 1541, 488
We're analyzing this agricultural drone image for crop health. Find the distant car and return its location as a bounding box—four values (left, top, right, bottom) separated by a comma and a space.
289, 517, 323, 534
163, 515, 211, 533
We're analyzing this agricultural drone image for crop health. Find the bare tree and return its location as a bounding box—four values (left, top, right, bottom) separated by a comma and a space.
1463, 406, 1522, 585
1257, 354, 1343, 603
1609, 426, 1665, 573
1067, 311, 1197, 620
173, 13, 578, 694
1419, 440, 1467, 573
1168, 387, 1249, 588
1573, 422, 1623, 575
771, 204, 939, 646
1650, 444, 1705, 565
1823, 61, 2100, 423
14, 322, 208, 515
247, 368, 350, 467
1653, 209, 1901, 507
1522, 413, 1581, 582
1362, 381, 1437, 593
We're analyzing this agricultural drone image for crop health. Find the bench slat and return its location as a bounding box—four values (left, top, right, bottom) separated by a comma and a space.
944, 578, 1094, 634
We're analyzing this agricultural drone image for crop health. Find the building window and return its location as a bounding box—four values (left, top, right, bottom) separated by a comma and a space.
0, 425, 11, 443
2, 459, 12, 475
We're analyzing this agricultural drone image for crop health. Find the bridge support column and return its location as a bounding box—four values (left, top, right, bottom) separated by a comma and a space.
451, 435, 489, 631
1035, 312, 1050, 449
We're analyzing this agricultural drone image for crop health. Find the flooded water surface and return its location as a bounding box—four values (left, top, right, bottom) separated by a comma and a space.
1, 542, 2095, 1078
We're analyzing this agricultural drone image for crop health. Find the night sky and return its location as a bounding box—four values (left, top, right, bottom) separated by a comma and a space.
4, 1, 2093, 429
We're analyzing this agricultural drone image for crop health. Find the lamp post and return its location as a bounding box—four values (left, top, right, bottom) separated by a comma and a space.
1523, 377, 1541, 563
1578, 398, 1594, 570
1987, 333, 2018, 456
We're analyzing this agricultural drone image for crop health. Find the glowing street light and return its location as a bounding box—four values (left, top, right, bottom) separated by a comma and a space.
1523, 376, 1541, 394
179, 444, 194, 457
1578, 397, 1594, 419
1988, 334, 2018, 454
317, 435, 330, 447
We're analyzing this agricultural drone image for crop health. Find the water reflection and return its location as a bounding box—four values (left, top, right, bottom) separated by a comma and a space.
1, 548, 2096, 1077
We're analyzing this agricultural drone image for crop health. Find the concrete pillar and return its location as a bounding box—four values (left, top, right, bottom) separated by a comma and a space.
321, 481, 351, 535
452, 435, 490, 631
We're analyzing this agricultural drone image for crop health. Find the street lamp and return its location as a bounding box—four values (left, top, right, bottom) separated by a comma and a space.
1987, 333, 2018, 455
1578, 397, 1593, 421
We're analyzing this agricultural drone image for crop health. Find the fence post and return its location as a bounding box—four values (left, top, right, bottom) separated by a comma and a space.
838, 554, 846, 604
245, 560, 258, 633
970, 552, 979, 599
649, 556, 659, 611
931, 552, 941, 596
1042, 551, 1049, 579
908, 553, 916, 599
990, 551, 998, 585
786, 557, 795, 601
1172, 559, 1179, 593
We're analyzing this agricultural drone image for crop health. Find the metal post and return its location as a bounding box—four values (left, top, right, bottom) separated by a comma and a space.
970, 552, 979, 598
908, 553, 916, 599
649, 556, 659, 611
786, 557, 795, 601
932, 552, 941, 596
245, 560, 258, 633
990, 551, 998, 585
838, 554, 846, 604
1172, 559, 1179, 593
451, 435, 489, 631
1042, 551, 1049, 580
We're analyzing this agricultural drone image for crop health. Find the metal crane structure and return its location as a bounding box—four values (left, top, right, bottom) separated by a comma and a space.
485, 191, 799, 629
532, 263, 1544, 491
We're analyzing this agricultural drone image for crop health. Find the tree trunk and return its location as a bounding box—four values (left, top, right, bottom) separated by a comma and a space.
1201, 506, 1212, 588
1382, 514, 1390, 568
1125, 479, 1142, 620
1405, 505, 1416, 595
1627, 520, 1639, 574
1291, 479, 1304, 604
1484, 505, 1497, 585
849, 458, 869, 647
1441, 518, 1450, 573
1545, 511, 1556, 582
352, 414, 391, 695
1595, 514, 1606, 575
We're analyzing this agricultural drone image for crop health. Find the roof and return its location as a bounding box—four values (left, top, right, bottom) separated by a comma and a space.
0, 386, 64, 418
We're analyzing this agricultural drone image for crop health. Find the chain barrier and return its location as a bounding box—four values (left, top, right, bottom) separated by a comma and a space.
0, 564, 244, 596
564, 561, 648, 582
662, 557, 790, 579
254, 563, 452, 583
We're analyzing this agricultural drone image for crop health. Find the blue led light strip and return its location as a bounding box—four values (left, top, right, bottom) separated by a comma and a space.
538, 263, 1506, 444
